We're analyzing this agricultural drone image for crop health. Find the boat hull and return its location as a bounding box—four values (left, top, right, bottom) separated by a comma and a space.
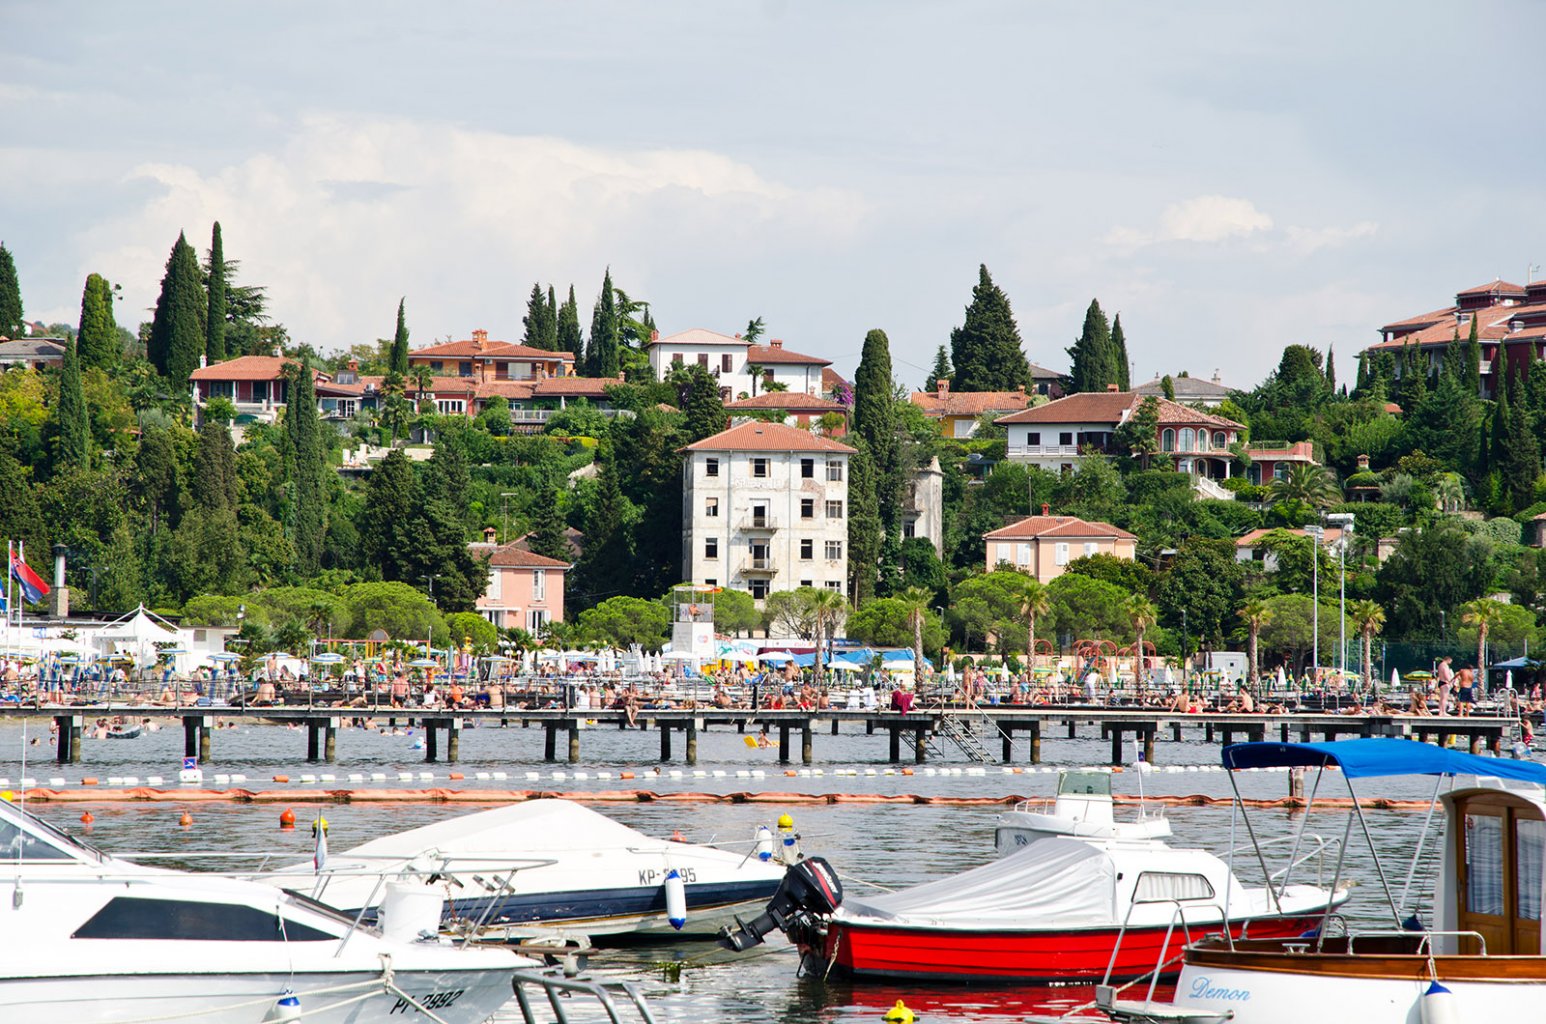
814, 912, 1333, 983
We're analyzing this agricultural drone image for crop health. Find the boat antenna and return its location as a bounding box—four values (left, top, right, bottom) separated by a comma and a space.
1131, 736, 1148, 816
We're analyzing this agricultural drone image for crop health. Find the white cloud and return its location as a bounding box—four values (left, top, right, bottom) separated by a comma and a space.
74, 116, 866, 347
1284, 220, 1379, 254
1105, 194, 1274, 248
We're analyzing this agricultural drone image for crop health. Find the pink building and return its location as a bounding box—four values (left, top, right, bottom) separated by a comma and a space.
469, 533, 570, 633
982, 508, 1137, 583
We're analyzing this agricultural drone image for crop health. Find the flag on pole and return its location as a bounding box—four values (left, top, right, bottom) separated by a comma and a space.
11, 553, 50, 605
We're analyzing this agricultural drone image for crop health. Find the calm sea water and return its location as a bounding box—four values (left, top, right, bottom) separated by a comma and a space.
1, 718, 1453, 1023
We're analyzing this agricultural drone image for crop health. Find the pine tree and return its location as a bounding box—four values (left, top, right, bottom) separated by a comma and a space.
56, 334, 89, 471
0, 242, 23, 339
148, 232, 206, 385
283, 358, 327, 578
949, 265, 1031, 391
557, 286, 583, 363
1501, 374, 1540, 514
358, 449, 418, 581
570, 445, 633, 607
192, 416, 238, 513
390, 298, 410, 374
76, 272, 119, 370
522, 283, 556, 350
1067, 299, 1118, 394
206, 222, 226, 362
527, 494, 571, 561
925, 345, 952, 390
679, 364, 726, 441
1160, 374, 1176, 401
1110, 313, 1131, 391
587, 269, 620, 376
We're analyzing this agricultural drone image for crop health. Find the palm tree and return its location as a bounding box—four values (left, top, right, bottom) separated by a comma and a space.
1238, 599, 1274, 685
1017, 578, 1051, 667
809, 589, 847, 688
409, 363, 435, 404
1461, 598, 1505, 683
1346, 599, 1386, 689
1127, 595, 1158, 685
897, 587, 933, 679
1269, 462, 1340, 508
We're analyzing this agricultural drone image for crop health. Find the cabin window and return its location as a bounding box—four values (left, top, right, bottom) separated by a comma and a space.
1132, 872, 1216, 903
1519, 820, 1545, 921
1465, 813, 1506, 916
0, 819, 71, 860
73, 897, 333, 942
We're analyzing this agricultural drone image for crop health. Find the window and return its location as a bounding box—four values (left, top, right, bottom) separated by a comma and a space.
1161, 428, 1175, 452
672, 353, 684, 366
487, 568, 502, 600
749, 579, 769, 599
532, 569, 546, 602
722, 353, 734, 373
705, 537, 719, 559
800, 539, 814, 559
903, 520, 915, 538
207, 380, 234, 399
825, 500, 844, 519
1084, 542, 1097, 556
428, 361, 443, 372
1521, 819, 1546, 922
527, 609, 548, 632
697, 353, 709, 368
704, 578, 717, 587
752, 458, 769, 478
1197, 430, 1210, 452
801, 458, 815, 479
1180, 428, 1194, 452
1214, 431, 1227, 448
800, 579, 814, 588
1027, 431, 1041, 446
825, 540, 843, 560
435, 399, 466, 415
1132, 872, 1216, 904
801, 498, 815, 519
458, 361, 473, 377
705, 458, 719, 477
1055, 542, 1069, 566
705, 497, 720, 517
1017, 542, 1031, 566
1059, 432, 1073, 446
251, 381, 270, 403
826, 460, 844, 482
73, 897, 334, 942
751, 503, 770, 526
825, 580, 843, 592
0, 819, 70, 860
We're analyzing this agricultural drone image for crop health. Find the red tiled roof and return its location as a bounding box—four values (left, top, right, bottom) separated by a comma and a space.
190, 356, 329, 383
983, 515, 1137, 542
487, 542, 570, 569
995, 391, 1241, 429
680, 420, 857, 454
746, 342, 830, 366
409, 337, 574, 361
1028, 362, 1063, 379
1235, 526, 1344, 548
726, 392, 847, 412
910, 387, 1033, 418
1366, 301, 1546, 350
1380, 306, 1456, 332
1457, 279, 1526, 297
821, 367, 851, 393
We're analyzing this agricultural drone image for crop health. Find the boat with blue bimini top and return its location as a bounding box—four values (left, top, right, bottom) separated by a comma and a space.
1089, 738, 1546, 1024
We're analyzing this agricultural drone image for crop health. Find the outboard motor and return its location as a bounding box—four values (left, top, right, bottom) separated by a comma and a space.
718, 856, 842, 952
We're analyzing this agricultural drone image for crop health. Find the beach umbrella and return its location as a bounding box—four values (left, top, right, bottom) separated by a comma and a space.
1276, 665, 1286, 690
310, 652, 346, 665
407, 658, 438, 668
1507, 669, 1514, 690
826, 659, 862, 672
1391, 667, 1401, 691
758, 651, 794, 664
158, 648, 188, 657
208, 652, 240, 663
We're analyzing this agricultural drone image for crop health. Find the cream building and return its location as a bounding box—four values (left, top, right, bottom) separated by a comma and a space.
680, 421, 855, 602
648, 328, 831, 400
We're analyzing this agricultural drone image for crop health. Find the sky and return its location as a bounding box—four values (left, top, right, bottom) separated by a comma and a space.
3, 1, 1545, 389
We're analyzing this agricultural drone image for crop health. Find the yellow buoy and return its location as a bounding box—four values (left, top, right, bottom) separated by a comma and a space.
882, 999, 914, 1024
777, 813, 794, 830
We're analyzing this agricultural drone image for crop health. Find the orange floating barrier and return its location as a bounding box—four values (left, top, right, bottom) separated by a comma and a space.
273, 775, 290, 783
447, 772, 464, 781
81, 777, 99, 786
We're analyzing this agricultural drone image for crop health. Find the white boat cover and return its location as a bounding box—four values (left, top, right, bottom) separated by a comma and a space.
839, 837, 1117, 929
345, 799, 656, 857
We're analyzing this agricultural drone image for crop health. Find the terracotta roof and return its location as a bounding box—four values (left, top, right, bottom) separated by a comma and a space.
726, 392, 847, 411
315, 380, 365, 397
982, 515, 1137, 542
409, 336, 574, 361
1457, 279, 1526, 297
651, 328, 749, 348
1235, 526, 1344, 548
822, 367, 851, 393
486, 542, 570, 569
190, 355, 329, 383
1366, 301, 1546, 350
910, 387, 1033, 417
745, 342, 830, 366
1027, 362, 1063, 379
1380, 306, 1456, 332
680, 420, 857, 454
0, 338, 65, 359
995, 391, 1242, 429
531, 376, 622, 398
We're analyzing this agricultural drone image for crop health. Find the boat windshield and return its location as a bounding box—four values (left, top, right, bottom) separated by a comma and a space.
1057, 770, 1113, 798
0, 799, 102, 863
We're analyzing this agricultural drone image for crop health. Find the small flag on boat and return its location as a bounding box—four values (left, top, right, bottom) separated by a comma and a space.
10, 555, 50, 605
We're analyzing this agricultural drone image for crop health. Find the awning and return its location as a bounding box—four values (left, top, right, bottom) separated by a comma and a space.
1222, 738, 1546, 785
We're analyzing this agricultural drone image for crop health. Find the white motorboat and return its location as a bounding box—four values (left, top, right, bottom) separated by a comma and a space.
995, 768, 1172, 854
0, 795, 524, 1024
287, 799, 789, 940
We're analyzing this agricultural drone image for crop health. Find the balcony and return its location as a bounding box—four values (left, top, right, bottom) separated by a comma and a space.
741, 557, 779, 575
1007, 444, 1081, 459
739, 514, 779, 532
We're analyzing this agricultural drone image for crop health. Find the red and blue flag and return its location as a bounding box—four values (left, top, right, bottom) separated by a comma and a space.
11, 555, 50, 604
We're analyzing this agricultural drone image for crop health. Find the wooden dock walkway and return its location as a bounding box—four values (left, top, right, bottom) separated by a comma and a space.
4, 704, 1523, 768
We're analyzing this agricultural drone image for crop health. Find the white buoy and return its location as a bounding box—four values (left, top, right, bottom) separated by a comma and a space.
262, 991, 302, 1023
1419, 981, 1461, 1024
663, 868, 687, 930
754, 824, 775, 862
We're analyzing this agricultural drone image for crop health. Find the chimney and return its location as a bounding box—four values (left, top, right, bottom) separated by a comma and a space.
482, 526, 497, 543
347, 358, 359, 371
937, 378, 950, 399
1212, 369, 1221, 384
650, 329, 659, 342
1106, 383, 1120, 392
1357, 454, 1370, 471
472, 328, 488, 351
770, 339, 784, 349
1511, 319, 1524, 333
1041, 503, 1051, 516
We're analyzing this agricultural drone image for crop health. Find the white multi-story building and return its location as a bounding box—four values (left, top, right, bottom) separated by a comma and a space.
680, 421, 855, 603
648, 328, 831, 400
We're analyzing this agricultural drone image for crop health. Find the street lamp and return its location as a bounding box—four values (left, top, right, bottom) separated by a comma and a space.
1325, 513, 1355, 686
1306, 524, 1324, 676
422, 574, 441, 602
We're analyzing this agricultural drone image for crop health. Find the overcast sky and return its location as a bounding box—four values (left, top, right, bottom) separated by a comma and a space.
4, 1, 1544, 388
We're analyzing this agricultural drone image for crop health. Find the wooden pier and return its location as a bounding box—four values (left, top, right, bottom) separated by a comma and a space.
8, 706, 1523, 768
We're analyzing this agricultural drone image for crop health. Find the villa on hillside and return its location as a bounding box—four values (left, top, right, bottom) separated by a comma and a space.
467, 529, 569, 633
1132, 371, 1234, 407
723, 391, 850, 434
1243, 440, 1320, 485
909, 379, 1036, 438
189, 355, 365, 433
407, 329, 574, 381
982, 509, 1137, 582
0, 337, 65, 370
647, 329, 831, 400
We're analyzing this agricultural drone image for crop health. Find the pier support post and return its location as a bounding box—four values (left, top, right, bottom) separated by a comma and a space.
1028, 721, 1041, 764
888, 726, 901, 763
1067, 719, 1077, 739
424, 722, 438, 763
1280, 723, 1290, 743
778, 725, 790, 764
1002, 729, 1013, 763
1110, 728, 1123, 767
566, 719, 578, 764
684, 720, 697, 765
184, 717, 200, 759
802, 723, 813, 765
199, 719, 212, 764
447, 718, 461, 763
914, 725, 928, 764
866, 720, 875, 735
306, 721, 320, 762
544, 723, 558, 762
323, 720, 336, 763
659, 724, 672, 761
1171, 722, 1182, 743
1144, 731, 1156, 764
831, 719, 840, 736
68, 716, 82, 764
1205, 723, 1214, 743
55, 715, 72, 764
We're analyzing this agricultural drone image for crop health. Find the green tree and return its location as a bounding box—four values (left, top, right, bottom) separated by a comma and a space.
192, 416, 238, 513
0, 242, 23, 339
1064, 553, 1156, 595
575, 596, 670, 648
847, 441, 884, 602
522, 283, 557, 350
925, 344, 952, 391
1160, 374, 1175, 401
1047, 573, 1134, 646
586, 268, 621, 377
1239, 598, 1273, 684
852, 328, 905, 544
148, 232, 205, 386
390, 298, 410, 375
1268, 462, 1340, 508
1110, 313, 1131, 391
1157, 539, 1243, 650
338, 581, 446, 644
809, 587, 847, 687
949, 265, 1031, 392
205, 222, 226, 361
1499, 376, 1539, 513
55, 334, 90, 472
76, 273, 119, 370
1346, 599, 1384, 687
1018, 576, 1051, 658
357, 449, 418, 582
847, 593, 946, 662
283, 358, 327, 577
445, 611, 499, 652
527, 493, 571, 561
557, 285, 583, 362
1375, 520, 1492, 639
1128, 593, 1158, 666
1112, 395, 1161, 468
677, 364, 726, 441
1460, 598, 1506, 676
1067, 299, 1118, 394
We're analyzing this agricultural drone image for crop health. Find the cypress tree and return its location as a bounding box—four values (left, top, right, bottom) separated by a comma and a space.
852, 328, 906, 539
390, 298, 410, 374
206, 222, 226, 362
522, 283, 554, 350
1160, 374, 1176, 401
545, 285, 559, 350
148, 232, 206, 385
557, 286, 583, 363
925, 345, 952, 390
77, 273, 119, 370
1324, 343, 1335, 393
847, 441, 883, 603
679, 364, 726, 441
358, 449, 418, 582
192, 416, 238, 512
1501, 376, 1539, 513
0, 242, 22, 339
1067, 299, 1118, 394
587, 269, 620, 377
527, 494, 571, 561
949, 264, 1031, 391
1463, 314, 1483, 398
1111, 313, 1131, 391
283, 358, 327, 577
56, 334, 89, 471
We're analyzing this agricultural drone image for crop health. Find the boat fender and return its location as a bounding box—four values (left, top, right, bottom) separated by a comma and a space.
262, 991, 302, 1024
664, 868, 687, 930
755, 824, 775, 862
1419, 981, 1460, 1024
777, 813, 800, 864
882, 999, 914, 1024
